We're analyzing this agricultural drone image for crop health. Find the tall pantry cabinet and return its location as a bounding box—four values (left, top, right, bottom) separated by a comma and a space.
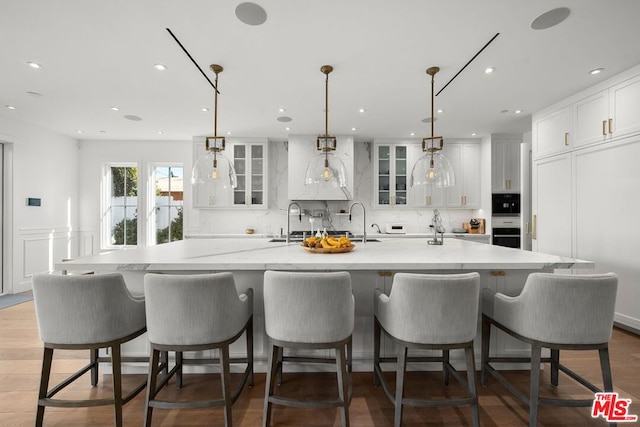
532, 63, 640, 332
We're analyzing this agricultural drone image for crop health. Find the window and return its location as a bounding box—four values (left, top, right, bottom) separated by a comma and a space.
152, 166, 184, 244
104, 165, 138, 247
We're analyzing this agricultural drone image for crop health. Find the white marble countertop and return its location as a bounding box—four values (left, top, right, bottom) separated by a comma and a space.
58, 237, 591, 272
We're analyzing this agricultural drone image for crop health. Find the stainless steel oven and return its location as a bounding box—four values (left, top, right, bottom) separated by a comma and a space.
492, 217, 521, 248
492, 193, 520, 216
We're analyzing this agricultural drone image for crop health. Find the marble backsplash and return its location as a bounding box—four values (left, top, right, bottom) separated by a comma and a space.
187, 140, 487, 237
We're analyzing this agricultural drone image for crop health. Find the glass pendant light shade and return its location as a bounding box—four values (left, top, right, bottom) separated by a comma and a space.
304, 151, 348, 188
410, 151, 456, 188
191, 150, 237, 188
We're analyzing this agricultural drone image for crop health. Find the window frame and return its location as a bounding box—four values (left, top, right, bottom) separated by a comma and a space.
101, 163, 140, 249
147, 163, 184, 246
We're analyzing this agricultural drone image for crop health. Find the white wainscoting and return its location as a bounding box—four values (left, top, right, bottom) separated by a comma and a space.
18, 227, 81, 291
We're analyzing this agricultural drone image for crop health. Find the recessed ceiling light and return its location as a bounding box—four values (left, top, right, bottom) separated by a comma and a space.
531, 7, 571, 30
437, 109, 444, 113
157, 131, 164, 135
76, 130, 83, 134
154, 63, 167, 71
358, 108, 366, 113
589, 68, 604, 75
351, 127, 357, 131
285, 127, 291, 131
410, 132, 416, 136
27, 62, 42, 69
515, 110, 523, 114
226, 131, 232, 135
201, 107, 209, 112
5, 105, 16, 110
278, 107, 286, 113
235, 2, 268, 26
485, 67, 495, 74
471, 132, 477, 136
110, 106, 120, 111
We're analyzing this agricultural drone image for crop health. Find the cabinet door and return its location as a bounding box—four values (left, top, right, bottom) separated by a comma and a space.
609, 73, 640, 140
445, 143, 481, 208
492, 140, 521, 193
374, 143, 409, 207
532, 154, 572, 257
232, 142, 267, 207
533, 106, 571, 158
573, 89, 609, 148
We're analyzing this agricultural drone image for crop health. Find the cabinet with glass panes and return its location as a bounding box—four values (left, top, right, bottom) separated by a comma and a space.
373, 142, 410, 207
231, 139, 268, 208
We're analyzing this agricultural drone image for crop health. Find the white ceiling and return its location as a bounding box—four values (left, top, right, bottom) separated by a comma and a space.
2, 0, 640, 142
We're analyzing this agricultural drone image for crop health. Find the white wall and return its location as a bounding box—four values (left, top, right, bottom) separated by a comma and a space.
0, 115, 79, 293
77, 139, 192, 254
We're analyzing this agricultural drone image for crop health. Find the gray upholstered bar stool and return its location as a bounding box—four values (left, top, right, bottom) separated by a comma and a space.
32, 272, 147, 427
262, 270, 354, 427
143, 272, 253, 427
481, 272, 618, 426
373, 272, 481, 427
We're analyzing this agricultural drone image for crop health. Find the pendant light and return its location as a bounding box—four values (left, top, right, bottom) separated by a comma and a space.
410, 66, 455, 188
191, 64, 238, 190
304, 65, 348, 188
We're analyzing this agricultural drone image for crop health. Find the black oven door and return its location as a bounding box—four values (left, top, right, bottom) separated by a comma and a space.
492, 227, 521, 248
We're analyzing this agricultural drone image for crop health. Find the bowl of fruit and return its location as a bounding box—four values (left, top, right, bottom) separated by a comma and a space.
301, 235, 355, 253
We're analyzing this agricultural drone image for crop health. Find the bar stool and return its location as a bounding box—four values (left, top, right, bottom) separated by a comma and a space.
143, 272, 253, 427
32, 272, 147, 427
373, 272, 481, 427
262, 270, 354, 427
481, 272, 618, 426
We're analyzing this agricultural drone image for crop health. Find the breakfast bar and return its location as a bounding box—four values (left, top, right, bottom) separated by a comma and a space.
58, 237, 592, 372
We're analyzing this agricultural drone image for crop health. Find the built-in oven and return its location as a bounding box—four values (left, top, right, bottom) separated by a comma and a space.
492, 193, 520, 216
492, 217, 521, 248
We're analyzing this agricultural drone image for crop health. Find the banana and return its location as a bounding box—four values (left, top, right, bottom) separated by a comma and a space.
320, 238, 334, 249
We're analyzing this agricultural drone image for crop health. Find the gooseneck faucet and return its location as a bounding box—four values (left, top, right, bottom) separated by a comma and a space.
286, 202, 302, 244
348, 201, 366, 244
371, 223, 382, 234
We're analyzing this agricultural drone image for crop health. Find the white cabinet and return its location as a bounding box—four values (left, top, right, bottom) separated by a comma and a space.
287, 135, 354, 201
373, 142, 410, 207
192, 137, 268, 208
445, 142, 481, 208
491, 139, 521, 193
609, 73, 640, 139
413, 182, 446, 208
573, 89, 609, 147
531, 154, 572, 257
533, 105, 571, 159
231, 140, 268, 208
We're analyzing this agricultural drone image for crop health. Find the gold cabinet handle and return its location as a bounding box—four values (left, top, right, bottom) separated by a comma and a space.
564, 132, 569, 146
427, 196, 432, 206
532, 214, 537, 240
608, 118, 613, 134
602, 120, 607, 136
525, 222, 529, 234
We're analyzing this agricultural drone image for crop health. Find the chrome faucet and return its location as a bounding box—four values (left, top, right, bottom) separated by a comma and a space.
428, 208, 445, 245
348, 201, 366, 244
286, 202, 302, 244
371, 223, 382, 234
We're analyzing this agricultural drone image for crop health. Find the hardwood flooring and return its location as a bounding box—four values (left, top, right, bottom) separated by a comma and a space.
1, 300, 639, 426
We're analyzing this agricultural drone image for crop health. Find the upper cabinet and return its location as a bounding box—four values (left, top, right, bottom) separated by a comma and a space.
532, 105, 571, 159
492, 138, 521, 193
534, 66, 640, 160
287, 135, 354, 200
445, 142, 481, 208
373, 142, 411, 207
192, 136, 268, 209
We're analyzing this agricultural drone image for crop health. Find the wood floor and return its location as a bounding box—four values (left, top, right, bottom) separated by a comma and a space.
1, 300, 639, 426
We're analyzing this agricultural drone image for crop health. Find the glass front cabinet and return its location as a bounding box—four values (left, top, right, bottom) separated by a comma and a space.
192, 137, 268, 208
373, 142, 410, 207
232, 140, 267, 207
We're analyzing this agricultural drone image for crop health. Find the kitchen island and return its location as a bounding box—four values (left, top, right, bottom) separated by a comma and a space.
58, 237, 592, 372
